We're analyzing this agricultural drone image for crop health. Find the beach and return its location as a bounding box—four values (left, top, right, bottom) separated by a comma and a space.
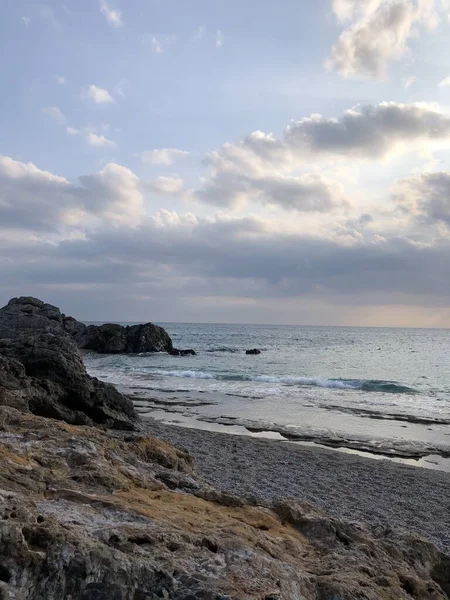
141, 416, 450, 554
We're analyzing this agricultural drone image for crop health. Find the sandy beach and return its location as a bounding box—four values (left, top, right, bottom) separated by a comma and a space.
141, 416, 450, 554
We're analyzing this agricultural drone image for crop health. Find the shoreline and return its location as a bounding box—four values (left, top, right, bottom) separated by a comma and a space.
124, 387, 450, 471
139, 414, 450, 554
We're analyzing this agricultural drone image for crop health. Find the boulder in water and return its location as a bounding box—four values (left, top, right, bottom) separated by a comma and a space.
170, 348, 197, 356
246, 348, 261, 355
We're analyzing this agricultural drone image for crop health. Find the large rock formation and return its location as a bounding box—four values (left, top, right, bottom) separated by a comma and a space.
0, 297, 137, 430
63, 316, 173, 354
0, 406, 449, 600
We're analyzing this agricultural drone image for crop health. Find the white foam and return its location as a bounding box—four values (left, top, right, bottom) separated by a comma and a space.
252, 375, 359, 389
150, 369, 215, 379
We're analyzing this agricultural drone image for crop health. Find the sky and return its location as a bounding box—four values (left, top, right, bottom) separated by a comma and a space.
2, 0, 450, 326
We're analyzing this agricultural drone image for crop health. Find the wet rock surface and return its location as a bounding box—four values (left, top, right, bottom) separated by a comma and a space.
0, 297, 136, 430
0, 406, 449, 600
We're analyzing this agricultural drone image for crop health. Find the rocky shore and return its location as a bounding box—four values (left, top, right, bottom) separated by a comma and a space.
0, 297, 449, 599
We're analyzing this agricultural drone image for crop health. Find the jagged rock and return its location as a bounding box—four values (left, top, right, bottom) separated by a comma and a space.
0, 406, 448, 600
246, 348, 261, 355
63, 317, 173, 354
0, 297, 137, 430
169, 348, 197, 356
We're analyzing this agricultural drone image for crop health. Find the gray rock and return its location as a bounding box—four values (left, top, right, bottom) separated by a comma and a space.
0, 297, 137, 430
246, 348, 261, 355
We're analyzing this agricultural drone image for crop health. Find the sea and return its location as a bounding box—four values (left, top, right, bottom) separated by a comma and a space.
83, 323, 450, 471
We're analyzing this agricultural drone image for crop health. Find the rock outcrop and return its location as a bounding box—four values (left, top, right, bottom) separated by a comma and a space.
0, 297, 137, 430
0, 406, 449, 600
63, 317, 173, 354
246, 348, 261, 355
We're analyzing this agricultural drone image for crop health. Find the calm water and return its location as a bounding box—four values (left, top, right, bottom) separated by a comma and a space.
84, 324, 450, 466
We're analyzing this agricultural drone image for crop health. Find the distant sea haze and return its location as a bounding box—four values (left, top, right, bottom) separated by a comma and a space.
84, 323, 450, 470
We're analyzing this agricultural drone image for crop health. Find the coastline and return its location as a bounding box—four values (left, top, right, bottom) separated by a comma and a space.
140, 414, 450, 554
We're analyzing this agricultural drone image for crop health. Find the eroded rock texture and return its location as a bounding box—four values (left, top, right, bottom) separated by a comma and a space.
0, 407, 448, 600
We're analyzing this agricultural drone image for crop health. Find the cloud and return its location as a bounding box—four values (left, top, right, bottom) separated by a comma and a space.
284, 102, 450, 160
66, 127, 80, 136
56, 75, 65, 85
216, 30, 224, 48
0, 156, 143, 232
331, 0, 383, 21
99, 0, 123, 28
438, 75, 450, 87
150, 176, 185, 195
2, 155, 450, 323
195, 170, 349, 211
22, 16, 31, 26
83, 84, 115, 104
393, 171, 450, 225
326, 1, 415, 79
190, 102, 450, 211
43, 106, 66, 125
138, 148, 190, 165
7, 208, 450, 313
327, 0, 441, 79
86, 132, 116, 148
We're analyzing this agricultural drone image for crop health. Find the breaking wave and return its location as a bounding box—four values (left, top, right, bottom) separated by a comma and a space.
136, 369, 417, 394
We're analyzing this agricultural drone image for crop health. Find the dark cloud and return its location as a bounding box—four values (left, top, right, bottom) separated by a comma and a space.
284, 102, 450, 159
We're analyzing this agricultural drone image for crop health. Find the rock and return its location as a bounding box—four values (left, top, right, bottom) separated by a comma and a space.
0, 406, 448, 600
63, 317, 173, 354
246, 349, 261, 355
0, 297, 137, 430
170, 348, 197, 356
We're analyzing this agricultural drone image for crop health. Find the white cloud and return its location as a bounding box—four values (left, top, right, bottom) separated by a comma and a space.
332, 0, 383, 21
99, 0, 123, 28
327, 0, 441, 80
139, 148, 190, 165
326, 1, 415, 79
22, 16, 31, 26
192, 102, 450, 211
216, 30, 224, 48
438, 75, 450, 87
83, 84, 114, 104
56, 75, 66, 85
0, 156, 142, 231
66, 127, 80, 136
150, 176, 185, 195
86, 132, 116, 148
43, 106, 66, 125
